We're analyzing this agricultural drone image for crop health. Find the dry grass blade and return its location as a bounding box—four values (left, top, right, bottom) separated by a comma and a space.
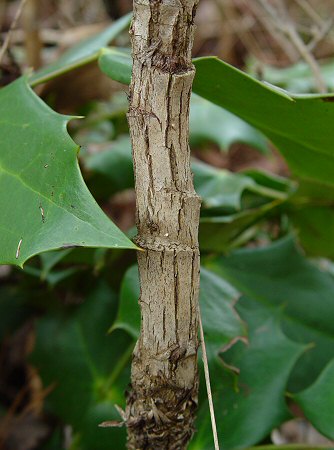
0, 0, 29, 64
199, 310, 220, 450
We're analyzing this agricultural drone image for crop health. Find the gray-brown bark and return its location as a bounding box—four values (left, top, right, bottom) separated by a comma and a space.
126, 0, 201, 448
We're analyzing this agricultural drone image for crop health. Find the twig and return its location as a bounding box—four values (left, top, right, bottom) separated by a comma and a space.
307, 18, 333, 52
256, 0, 326, 93
0, 0, 29, 65
284, 23, 326, 92
294, 0, 324, 27
22, 0, 42, 69
244, 0, 299, 63
199, 310, 220, 450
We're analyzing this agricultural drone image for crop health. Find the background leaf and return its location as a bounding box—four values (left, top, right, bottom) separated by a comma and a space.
191, 297, 305, 450
294, 359, 334, 439
207, 235, 334, 392
32, 282, 133, 450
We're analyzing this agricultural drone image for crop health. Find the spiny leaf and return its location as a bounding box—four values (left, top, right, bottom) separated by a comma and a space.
0, 78, 136, 266
193, 57, 334, 189
191, 298, 305, 450
208, 235, 334, 393
32, 282, 132, 450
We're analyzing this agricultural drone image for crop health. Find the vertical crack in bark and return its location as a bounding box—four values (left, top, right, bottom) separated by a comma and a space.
173, 250, 179, 346
126, 1, 200, 448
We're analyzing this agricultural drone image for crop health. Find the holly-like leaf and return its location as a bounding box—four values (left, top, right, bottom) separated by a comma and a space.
191, 297, 305, 450
208, 235, 334, 393
0, 78, 136, 266
193, 57, 334, 190
294, 358, 334, 439
32, 282, 133, 450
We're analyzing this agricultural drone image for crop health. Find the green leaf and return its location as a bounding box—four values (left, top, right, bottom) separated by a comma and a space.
191, 297, 305, 450
199, 267, 247, 359
193, 57, 334, 189
244, 170, 295, 195
0, 78, 136, 266
30, 14, 132, 86
294, 359, 334, 439
207, 235, 334, 392
112, 265, 246, 358
190, 94, 269, 153
98, 48, 133, 86
98, 48, 132, 85
32, 282, 133, 450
